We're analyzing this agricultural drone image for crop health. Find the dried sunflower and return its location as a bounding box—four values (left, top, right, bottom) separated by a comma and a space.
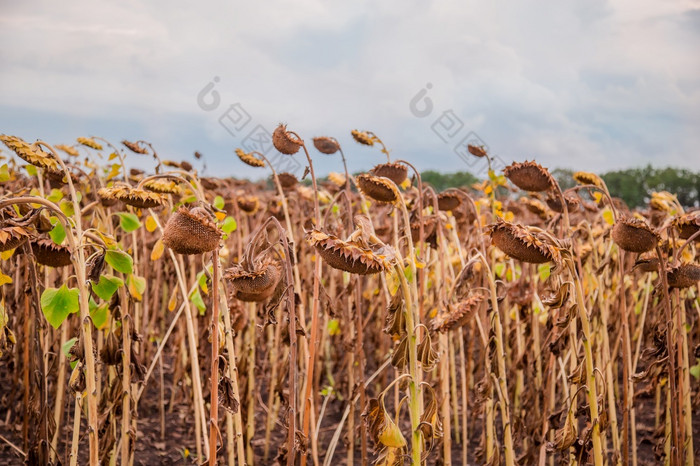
327, 172, 347, 188
488, 219, 561, 264
162, 207, 222, 255
371, 162, 408, 185
54, 144, 79, 157
0, 135, 59, 172
312, 136, 340, 155
225, 257, 281, 302
612, 216, 659, 253
235, 148, 266, 168
272, 124, 303, 155
573, 171, 604, 189
673, 212, 700, 241
306, 229, 392, 275
110, 185, 166, 209
520, 197, 549, 218
122, 140, 149, 154
667, 263, 700, 288
504, 161, 556, 192
0, 225, 29, 252
437, 192, 462, 211
351, 130, 374, 146
77, 137, 103, 151
356, 173, 398, 203
546, 193, 580, 214
142, 179, 182, 195
432, 293, 485, 332
237, 196, 259, 214
276, 172, 298, 190
30, 237, 72, 267
467, 144, 488, 157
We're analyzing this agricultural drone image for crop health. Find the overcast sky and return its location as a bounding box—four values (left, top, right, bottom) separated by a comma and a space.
1, 0, 699, 179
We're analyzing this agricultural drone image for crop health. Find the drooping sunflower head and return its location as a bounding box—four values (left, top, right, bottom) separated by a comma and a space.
225, 257, 282, 302
503, 160, 556, 192
162, 206, 222, 255
573, 171, 604, 189
77, 137, 103, 151
237, 195, 259, 214
667, 263, 700, 289
272, 124, 303, 155
488, 219, 561, 264
122, 140, 149, 154
306, 229, 392, 275
235, 148, 266, 168
467, 144, 488, 158
437, 192, 462, 212
276, 172, 298, 190
351, 130, 374, 146
356, 173, 399, 204
110, 185, 166, 209
30, 237, 72, 268
142, 179, 182, 195
0, 135, 59, 172
546, 193, 580, 214
371, 162, 408, 185
312, 136, 340, 155
673, 211, 700, 241
611, 216, 659, 253
54, 144, 79, 157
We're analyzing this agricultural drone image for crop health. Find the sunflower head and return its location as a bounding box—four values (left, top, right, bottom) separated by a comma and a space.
225, 258, 282, 302
30, 237, 72, 268
54, 144, 79, 157
573, 171, 604, 189
276, 172, 298, 190
356, 174, 399, 204
306, 229, 392, 275
272, 124, 303, 155
673, 212, 700, 241
110, 186, 166, 209
437, 192, 462, 212
0, 135, 59, 172
611, 216, 659, 253
503, 161, 556, 192
235, 148, 266, 168
431, 293, 486, 332
142, 179, 182, 195
312, 137, 340, 155
371, 162, 408, 185
122, 140, 149, 154
237, 195, 259, 214
0, 225, 29, 252
488, 219, 561, 264
546, 193, 580, 214
351, 130, 374, 146
467, 144, 488, 158
667, 263, 700, 289
162, 206, 222, 255
77, 137, 103, 151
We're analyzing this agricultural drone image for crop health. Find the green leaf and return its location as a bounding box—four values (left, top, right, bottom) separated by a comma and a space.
49, 217, 66, 245
189, 289, 206, 315
494, 263, 506, 278
61, 337, 78, 358
105, 250, 133, 275
47, 188, 63, 203
197, 270, 209, 295
25, 164, 38, 176
59, 200, 74, 217
92, 274, 124, 301
213, 195, 225, 210
327, 318, 340, 336
221, 216, 237, 235
118, 212, 142, 232
127, 274, 146, 301
538, 264, 551, 282
690, 360, 700, 380
90, 302, 110, 330
41, 285, 79, 329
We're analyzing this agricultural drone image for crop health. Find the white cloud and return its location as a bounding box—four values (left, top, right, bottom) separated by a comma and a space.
1, 0, 698, 178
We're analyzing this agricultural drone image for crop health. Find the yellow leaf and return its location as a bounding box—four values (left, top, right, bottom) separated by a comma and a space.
108, 152, 118, 161
150, 239, 165, 261
400, 179, 411, 190
504, 211, 515, 222
168, 292, 177, 312
484, 184, 493, 195
415, 261, 425, 269
95, 231, 118, 248
145, 215, 157, 233
602, 208, 614, 225
0, 272, 12, 286
593, 192, 603, 203
1, 249, 15, 260
215, 211, 226, 221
